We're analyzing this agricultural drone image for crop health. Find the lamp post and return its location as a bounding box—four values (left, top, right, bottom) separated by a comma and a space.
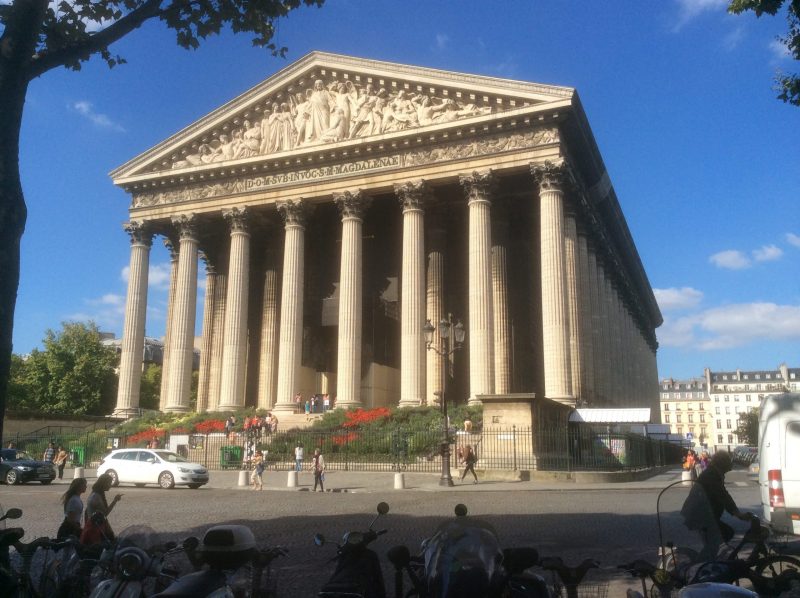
424, 315, 466, 487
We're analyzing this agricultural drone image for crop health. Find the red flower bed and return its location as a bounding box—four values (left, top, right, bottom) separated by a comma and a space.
194, 419, 226, 434
342, 408, 391, 429
127, 427, 165, 446
332, 431, 360, 445
171, 427, 190, 434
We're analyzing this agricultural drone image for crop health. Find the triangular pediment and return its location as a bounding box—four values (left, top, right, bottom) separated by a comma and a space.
111, 52, 574, 184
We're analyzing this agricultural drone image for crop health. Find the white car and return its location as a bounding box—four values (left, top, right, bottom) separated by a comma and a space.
97, 448, 209, 489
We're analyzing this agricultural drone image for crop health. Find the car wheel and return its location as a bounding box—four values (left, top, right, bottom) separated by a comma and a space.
5, 470, 18, 485
106, 470, 119, 487
40, 480, 52, 485
188, 483, 202, 489
159, 472, 175, 489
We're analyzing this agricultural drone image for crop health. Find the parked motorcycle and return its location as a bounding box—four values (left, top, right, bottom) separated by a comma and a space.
152, 523, 286, 597
388, 503, 546, 598
315, 501, 390, 598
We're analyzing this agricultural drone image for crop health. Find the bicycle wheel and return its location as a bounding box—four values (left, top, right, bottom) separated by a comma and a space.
752, 554, 800, 594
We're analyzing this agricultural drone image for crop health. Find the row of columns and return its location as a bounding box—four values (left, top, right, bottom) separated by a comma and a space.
114, 161, 658, 415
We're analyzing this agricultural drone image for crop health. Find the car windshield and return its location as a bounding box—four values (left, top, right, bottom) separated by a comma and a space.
9, 451, 32, 461
154, 451, 188, 463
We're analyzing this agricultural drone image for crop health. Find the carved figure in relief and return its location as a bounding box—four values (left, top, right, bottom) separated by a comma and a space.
349, 83, 378, 139
273, 103, 296, 152
240, 120, 262, 156
305, 79, 334, 144
320, 107, 348, 143
412, 95, 447, 126
259, 109, 273, 154
292, 90, 312, 148
332, 82, 352, 125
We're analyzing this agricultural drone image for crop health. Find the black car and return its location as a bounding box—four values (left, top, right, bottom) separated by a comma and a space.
0, 448, 56, 485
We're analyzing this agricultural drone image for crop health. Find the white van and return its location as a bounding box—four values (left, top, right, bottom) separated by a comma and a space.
758, 393, 800, 535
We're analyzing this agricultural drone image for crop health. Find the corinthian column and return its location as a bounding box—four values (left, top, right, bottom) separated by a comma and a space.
257, 244, 279, 409
207, 271, 227, 412
459, 171, 495, 405
334, 191, 371, 409
195, 254, 216, 413
426, 211, 446, 407
114, 221, 153, 416
577, 229, 595, 404
218, 207, 250, 410
163, 214, 199, 413
531, 161, 573, 405
273, 200, 308, 414
492, 203, 511, 394
396, 181, 429, 408
158, 238, 178, 409
564, 208, 584, 402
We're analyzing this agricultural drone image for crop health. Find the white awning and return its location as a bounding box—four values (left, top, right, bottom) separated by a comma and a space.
568, 408, 651, 424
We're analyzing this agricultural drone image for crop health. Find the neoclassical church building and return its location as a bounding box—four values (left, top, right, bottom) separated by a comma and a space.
110, 52, 662, 419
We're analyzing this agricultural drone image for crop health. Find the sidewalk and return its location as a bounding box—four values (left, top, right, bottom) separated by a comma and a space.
59, 466, 689, 493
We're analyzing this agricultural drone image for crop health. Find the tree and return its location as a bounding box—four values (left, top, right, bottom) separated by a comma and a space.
8, 321, 118, 415
735, 409, 760, 446
729, 0, 800, 105
139, 363, 162, 411
0, 0, 325, 439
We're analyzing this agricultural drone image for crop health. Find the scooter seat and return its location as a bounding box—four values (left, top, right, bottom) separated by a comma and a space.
152, 569, 227, 597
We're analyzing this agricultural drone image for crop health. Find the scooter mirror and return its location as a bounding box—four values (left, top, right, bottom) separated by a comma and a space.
1, 509, 22, 520
314, 534, 326, 547
376, 502, 389, 515
454, 504, 468, 517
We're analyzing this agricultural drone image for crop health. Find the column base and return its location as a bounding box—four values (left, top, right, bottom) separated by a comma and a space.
112, 407, 140, 419
216, 403, 243, 412
398, 398, 423, 408
163, 406, 190, 413
334, 400, 363, 411
545, 394, 576, 407
271, 403, 298, 415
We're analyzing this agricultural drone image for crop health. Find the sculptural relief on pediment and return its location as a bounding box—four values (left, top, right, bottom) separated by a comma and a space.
133, 126, 558, 208
164, 77, 524, 172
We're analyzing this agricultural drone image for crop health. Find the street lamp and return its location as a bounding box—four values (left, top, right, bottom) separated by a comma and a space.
424, 315, 466, 487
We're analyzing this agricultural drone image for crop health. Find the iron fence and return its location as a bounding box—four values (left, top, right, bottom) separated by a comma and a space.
3, 425, 682, 473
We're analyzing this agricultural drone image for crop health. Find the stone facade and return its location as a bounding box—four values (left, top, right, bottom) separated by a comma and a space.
111, 52, 662, 416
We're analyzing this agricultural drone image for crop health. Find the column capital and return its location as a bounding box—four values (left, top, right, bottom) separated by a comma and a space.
334, 190, 371, 220
200, 251, 217, 275
222, 206, 249, 233
171, 213, 199, 241
530, 160, 571, 192
459, 170, 496, 204
164, 236, 179, 261
123, 221, 153, 247
277, 199, 308, 227
394, 180, 432, 212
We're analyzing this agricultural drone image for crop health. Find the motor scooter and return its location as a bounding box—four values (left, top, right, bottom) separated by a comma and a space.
388, 503, 545, 598
315, 501, 390, 598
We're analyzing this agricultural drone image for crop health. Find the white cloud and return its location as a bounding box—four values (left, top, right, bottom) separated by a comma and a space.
786, 233, 800, 248
752, 244, 783, 262
65, 293, 126, 331
722, 25, 745, 51
121, 262, 171, 291
435, 33, 450, 50
71, 100, 126, 132
709, 249, 751, 270
657, 302, 800, 350
673, 0, 728, 31
654, 287, 704, 311
769, 38, 791, 60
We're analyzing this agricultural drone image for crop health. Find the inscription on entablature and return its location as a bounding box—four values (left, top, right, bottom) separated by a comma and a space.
132, 127, 558, 208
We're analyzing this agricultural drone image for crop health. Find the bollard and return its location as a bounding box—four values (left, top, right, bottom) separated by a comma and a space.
238, 469, 249, 487
73, 467, 84, 479
287, 471, 298, 488
681, 470, 693, 485
394, 472, 405, 490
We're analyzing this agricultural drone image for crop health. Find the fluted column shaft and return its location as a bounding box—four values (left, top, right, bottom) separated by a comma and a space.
492, 207, 511, 394
396, 181, 429, 408
577, 232, 595, 404
207, 273, 227, 411
114, 222, 153, 416
426, 219, 445, 407
460, 172, 495, 405
274, 200, 307, 414
164, 214, 199, 413
218, 208, 250, 410
257, 247, 279, 409
335, 191, 371, 409
587, 249, 604, 403
532, 162, 573, 404
159, 239, 178, 409
196, 257, 217, 413
564, 211, 584, 402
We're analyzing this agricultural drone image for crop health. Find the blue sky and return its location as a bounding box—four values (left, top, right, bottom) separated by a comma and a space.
11, 0, 800, 380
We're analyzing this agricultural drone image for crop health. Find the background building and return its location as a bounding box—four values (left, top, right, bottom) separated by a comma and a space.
659, 377, 710, 447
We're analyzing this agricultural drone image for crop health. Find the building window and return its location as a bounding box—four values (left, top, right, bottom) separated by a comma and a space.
714, 397, 720, 402
755, 374, 761, 380
688, 414, 694, 423
726, 419, 731, 429
728, 434, 734, 444
717, 434, 723, 444
746, 395, 751, 402
677, 426, 683, 434
700, 414, 705, 423
715, 407, 720, 414
699, 403, 705, 411
676, 404, 681, 411
725, 406, 730, 414
766, 373, 771, 379
716, 420, 722, 429
688, 403, 693, 411
743, 375, 749, 380
664, 404, 670, 411
665, 414, 670, 423
677, 414, 682, 423
724, 395, 730, 402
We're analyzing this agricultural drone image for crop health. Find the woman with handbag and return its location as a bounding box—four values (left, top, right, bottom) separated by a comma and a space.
57, 477, 87, 540
81, 473, 122, 546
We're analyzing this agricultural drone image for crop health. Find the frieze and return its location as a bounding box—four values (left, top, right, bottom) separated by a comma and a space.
132, 126, 558, 208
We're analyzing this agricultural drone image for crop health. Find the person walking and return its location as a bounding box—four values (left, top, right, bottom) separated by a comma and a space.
251, 450, 265, 491
82, 473, 122, 546
53, 445, 69, 480
295, 443, 304, 472
57, 477, 87, 539
459, 444, 479, 484
312, 448, 325, 492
